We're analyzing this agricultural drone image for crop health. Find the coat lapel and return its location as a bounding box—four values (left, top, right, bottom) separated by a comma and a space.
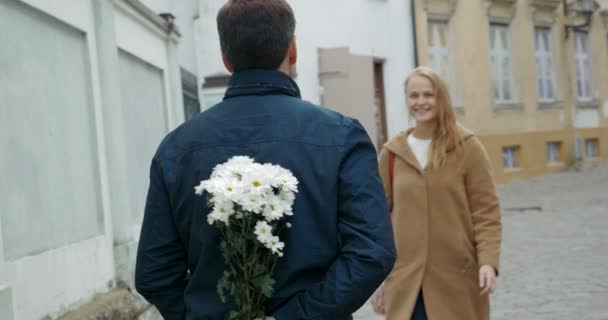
384, 129, 423, 173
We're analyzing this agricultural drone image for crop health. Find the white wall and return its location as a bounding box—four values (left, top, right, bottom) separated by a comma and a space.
0, 0, 183, 319
197, 0, 226, 83
0, 1, 114, 319
197, 0, 415, 137
142, 0, 200, 74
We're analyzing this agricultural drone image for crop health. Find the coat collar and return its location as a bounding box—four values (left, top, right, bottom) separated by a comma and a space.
383, 124, 475, 172
223, 69, 301, 100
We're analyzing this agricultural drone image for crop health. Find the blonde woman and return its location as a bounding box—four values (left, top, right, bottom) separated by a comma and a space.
371, 66, 502, 320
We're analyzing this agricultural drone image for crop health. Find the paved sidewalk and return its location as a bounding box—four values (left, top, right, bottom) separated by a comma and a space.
354, 165, 608, 320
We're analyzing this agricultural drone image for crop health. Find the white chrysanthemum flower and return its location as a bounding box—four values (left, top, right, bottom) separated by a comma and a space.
277, 170, 298, 193
194, 181, 205, 195
213, 178, 244, 203
198, 179, 220, 195
268, 236, 285, 255
210, 162, 229, 179
208, 201, 234, 225
241, 169, 272, 196
258, 164, 283, 187
239, 193, 265, 214
262, 195, 285, 221
277, 191, 295, 216
225, 156, 255, 176
286, 222, 292, 229
226, 156, 255, 167
254, 221, 273, 245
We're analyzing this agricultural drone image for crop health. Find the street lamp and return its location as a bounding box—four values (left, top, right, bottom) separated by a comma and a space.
563, 0, 600, 38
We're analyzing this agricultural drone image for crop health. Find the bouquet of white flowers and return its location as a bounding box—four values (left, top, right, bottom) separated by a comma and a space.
195, 156, 299, 320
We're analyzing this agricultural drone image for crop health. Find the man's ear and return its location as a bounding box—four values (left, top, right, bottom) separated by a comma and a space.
222, 54, 234, 73
288, 36, 297, 65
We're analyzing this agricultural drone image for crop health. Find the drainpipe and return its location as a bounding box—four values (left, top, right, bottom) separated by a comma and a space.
411, 0, 419, 67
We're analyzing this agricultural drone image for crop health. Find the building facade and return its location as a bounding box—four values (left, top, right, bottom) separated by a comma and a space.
414, 0, 608, 183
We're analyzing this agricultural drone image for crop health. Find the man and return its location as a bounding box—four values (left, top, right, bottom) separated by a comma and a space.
135, 1, 396, 319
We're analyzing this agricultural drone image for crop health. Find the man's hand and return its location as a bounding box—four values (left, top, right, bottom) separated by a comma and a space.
370, 284, 385, 315
479, 264, 497, 296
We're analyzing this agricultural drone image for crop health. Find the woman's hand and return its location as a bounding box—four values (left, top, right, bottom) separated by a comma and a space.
479, 264, 497, 295
370, 284, 385, 315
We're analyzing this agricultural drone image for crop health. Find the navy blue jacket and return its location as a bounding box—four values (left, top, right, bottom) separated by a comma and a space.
135, 69, 396, 320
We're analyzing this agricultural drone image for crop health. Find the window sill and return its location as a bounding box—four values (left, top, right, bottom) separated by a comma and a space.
503, 167, 522, 173
494, 103, 523, 112
538, 100, 563, 110
546, 162, 565, 167
578, 100, 599, 110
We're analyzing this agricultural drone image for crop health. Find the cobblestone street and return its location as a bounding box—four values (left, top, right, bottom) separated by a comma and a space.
354, 165, 608, 320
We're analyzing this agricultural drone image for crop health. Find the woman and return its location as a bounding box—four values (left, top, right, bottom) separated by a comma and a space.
371, 66, 502, 320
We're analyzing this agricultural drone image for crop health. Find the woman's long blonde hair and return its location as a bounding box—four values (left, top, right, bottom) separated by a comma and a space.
405, 66, 462, 169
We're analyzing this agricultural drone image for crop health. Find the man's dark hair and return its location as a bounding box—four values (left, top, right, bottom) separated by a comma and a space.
217, 0, 296, 72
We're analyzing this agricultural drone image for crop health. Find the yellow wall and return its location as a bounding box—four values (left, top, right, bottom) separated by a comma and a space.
414, 0, 608, 183
478, 128, 608, 184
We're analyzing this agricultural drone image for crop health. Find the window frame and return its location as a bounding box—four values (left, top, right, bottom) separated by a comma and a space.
546, 141, 562, 164
426, 19, 463, 108
585, 138, 599, 159
534, 27, 556, 103
489, 23, 517, 105
573, 32, 594, 102
502, 145, 521, 169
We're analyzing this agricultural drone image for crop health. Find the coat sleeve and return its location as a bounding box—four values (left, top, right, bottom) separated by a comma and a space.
272, 119, 397, 320
464, 136, 502, 274
378, 146, 393, 212
135, 155, 188, 320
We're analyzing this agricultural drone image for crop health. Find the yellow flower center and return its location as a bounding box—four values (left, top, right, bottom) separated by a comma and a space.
252, 181, 261, 187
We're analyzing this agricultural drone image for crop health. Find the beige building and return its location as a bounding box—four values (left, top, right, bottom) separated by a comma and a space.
414, 0, 608, 183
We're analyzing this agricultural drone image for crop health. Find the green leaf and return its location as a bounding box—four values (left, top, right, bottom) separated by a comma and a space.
216, 271, 231, 303
229, 310, 241, 320
252, 274, 275, 298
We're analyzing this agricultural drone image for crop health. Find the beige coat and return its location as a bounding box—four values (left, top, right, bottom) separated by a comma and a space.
378, 126, 502, 320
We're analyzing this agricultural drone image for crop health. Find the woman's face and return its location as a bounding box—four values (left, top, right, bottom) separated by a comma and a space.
406, 75, 438, 124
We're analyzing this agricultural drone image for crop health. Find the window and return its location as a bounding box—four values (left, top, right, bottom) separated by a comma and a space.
546, 141, 562, 164
427, 20, 461, 106
534, 28, 556, 102
490, 24, 516, 104
502, 146, 520, 169
585, 138, 599, 158
201, 74, 230, 112
181, 68, 200, 121
202, 90, 225, 112
574, 32, 593, 101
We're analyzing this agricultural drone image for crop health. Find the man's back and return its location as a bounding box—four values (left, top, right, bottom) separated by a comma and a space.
135, 70, 395, 320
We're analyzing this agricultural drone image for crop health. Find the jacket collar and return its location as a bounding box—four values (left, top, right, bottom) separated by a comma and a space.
223, 69, 301, 100
384, 124, 475, 173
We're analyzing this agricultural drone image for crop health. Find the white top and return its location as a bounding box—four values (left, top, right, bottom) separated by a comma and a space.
407, 134, 432, 169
